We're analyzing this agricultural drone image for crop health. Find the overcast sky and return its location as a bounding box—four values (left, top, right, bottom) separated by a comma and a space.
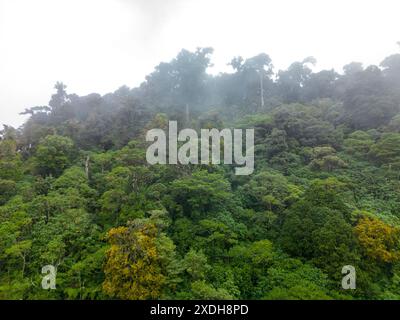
0, 0, 399, 128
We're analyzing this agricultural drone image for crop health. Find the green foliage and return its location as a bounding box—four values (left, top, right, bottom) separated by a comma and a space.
369, 133, 400, 168
190, 280, 234, 300
167, 170, 232, 219
309, 146, 347, 171
34, 135, 75, 177
2, 48, 400, 300
344, 131, 374, 157
102, 211, 179, 300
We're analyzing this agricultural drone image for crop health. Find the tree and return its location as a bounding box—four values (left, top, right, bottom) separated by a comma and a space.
238, 171, 300, 212
341, 66, 399, 129
182, 248, 210, 280
343, 131, 374, 157
103, 224, 165, 299
225, 53, 274, 111
265, 128, 288, 159
273, 104, 341, 147
3, 46, 400, 301
354, 216, 400, 263
280, 178, 359, 278
242, 53, 274, 109
309, 146, 347, 171
380, 53, 400, 101
190, 280, 234, 300
102, 212, 179, 299
0, 139, 23, 181
168, 170, 232, 219
5, 240, 32, 277
140, 47, 214, 123
34, 135, 75, 177
303, 69, 338, 101
49, 82, 69, 111
369, 133, 400, 168
0, 180, 17, 205
0, 203, 32, 279
276, 57, 316, 103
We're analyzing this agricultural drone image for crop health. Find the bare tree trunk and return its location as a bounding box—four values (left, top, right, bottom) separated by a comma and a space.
45, 200, 49, 224
21, 253, 26, 277
259, 72, 265, 109
85, 155, 90, 179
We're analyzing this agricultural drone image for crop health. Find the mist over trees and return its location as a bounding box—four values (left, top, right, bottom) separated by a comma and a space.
1, 47, 400, 300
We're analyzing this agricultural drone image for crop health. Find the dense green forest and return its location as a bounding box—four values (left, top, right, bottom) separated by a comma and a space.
1, 47, 400, 300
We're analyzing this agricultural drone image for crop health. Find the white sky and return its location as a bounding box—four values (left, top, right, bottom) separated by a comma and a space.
0, 0, 399, 128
